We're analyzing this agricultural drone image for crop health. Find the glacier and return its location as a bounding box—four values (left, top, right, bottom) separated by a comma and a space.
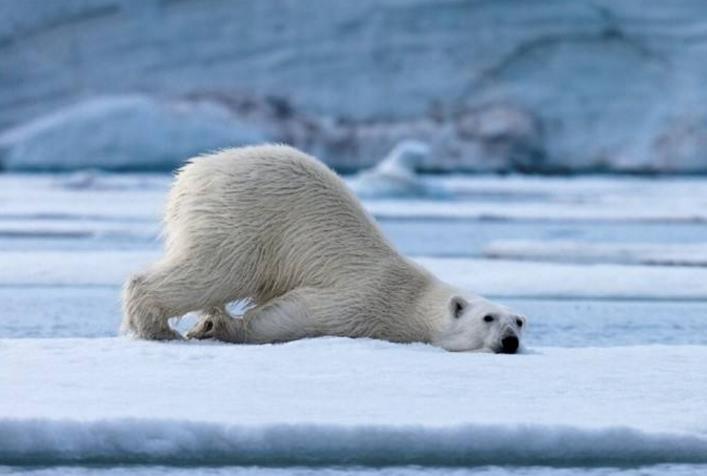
3, 1, 707, 172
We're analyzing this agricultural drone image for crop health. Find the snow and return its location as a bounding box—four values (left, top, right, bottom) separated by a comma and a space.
0, 174, 168, 221
348, 141, 447, 198
418, 258, 707, 300
366, 176, 707, 222
0, 219, 158, 241
365, 200, 707, 223
4, 288, 707, 346
0, 338, 706, 466
4, 250, 707, 300
1, 173, 706, 472
484, 240, 707, 266
3, 174, 707, 223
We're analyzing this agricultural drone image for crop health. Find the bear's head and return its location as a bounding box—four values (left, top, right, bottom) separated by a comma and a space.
430, 290, 527, 353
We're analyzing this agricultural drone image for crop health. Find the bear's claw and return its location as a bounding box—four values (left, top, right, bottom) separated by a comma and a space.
186, 317, 216, 340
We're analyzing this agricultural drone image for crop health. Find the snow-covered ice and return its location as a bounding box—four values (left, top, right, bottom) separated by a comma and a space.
418, 258, 707, 300
4, 250, 707, 300
1, 338, 706, 466
365, 199, 707, 223
0, 173, 706, 473
365, 176, 707, 222
4, 289, 707, 347
3, 174, 707, 223
484, 240, 707, 266
348, 141, 448, 198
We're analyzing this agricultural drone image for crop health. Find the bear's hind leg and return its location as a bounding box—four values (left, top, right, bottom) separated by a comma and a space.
121, 272, 181, 340
121, 261, 234, 340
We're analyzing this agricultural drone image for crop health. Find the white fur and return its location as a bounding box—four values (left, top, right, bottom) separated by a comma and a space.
121, 144, 526, 352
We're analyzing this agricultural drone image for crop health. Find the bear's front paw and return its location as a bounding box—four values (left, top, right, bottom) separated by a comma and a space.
186, 310, 245, 343
186, 316, 217, 340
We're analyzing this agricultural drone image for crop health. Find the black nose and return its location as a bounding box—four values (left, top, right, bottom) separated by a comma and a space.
501, 336, 519, 354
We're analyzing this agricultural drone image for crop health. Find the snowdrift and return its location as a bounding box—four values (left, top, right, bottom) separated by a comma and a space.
1, 338, 705, 466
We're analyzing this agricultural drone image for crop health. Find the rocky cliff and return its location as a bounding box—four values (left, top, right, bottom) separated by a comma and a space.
2, 0, 707, 172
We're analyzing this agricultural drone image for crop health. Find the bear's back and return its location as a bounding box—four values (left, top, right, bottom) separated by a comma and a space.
165, 145, 401, 297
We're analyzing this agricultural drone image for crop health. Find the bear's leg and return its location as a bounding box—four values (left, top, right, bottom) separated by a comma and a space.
241, 287, 344, 344
186, 287, 341, 344
186, 305, 246, 342
121, 261, 232, 340
187, 288, 357, 344
121, 272, 183, 340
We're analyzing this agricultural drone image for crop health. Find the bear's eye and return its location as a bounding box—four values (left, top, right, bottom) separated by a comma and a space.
516, 318, 523, 327
483, 315, 494, 323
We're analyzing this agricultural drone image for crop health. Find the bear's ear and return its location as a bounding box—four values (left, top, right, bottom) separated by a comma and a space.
449, 296, 468, 319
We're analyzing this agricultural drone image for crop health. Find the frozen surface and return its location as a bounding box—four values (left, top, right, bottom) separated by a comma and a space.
418, 258, 707, 300
348, 141, 443, 199
4, 250, 707, 300
4, 218, 707, 258
4, 288, 707, 347
1, 338, 706, 466
381, 219, 707, 258
3, 174, 707, 223
0, 173, 706, 473
365, 200, 707, 223
0, 174, 168, 221
484, 240, 707, 266
368, 176, 707, 222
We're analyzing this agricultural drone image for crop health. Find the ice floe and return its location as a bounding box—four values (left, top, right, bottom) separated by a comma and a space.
0, 338, 705, 466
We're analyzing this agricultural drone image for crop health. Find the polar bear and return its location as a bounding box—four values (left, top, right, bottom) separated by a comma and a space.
121, 144, 526, 352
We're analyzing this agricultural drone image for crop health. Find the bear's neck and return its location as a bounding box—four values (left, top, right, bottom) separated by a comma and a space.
387, 258, 447, 344
414, 278, 456, 342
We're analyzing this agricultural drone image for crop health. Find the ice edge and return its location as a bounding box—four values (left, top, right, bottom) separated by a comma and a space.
1, 419, 706, 466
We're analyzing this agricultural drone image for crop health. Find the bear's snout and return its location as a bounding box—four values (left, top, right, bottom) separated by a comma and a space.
499, 335, 519, 354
